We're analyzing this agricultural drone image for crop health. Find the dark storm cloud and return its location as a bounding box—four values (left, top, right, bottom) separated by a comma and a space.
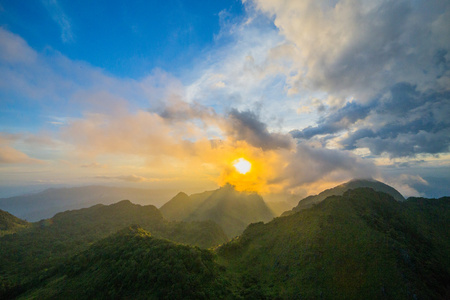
291, 101, 373, 139
292, 83, 450, 157
347, 84, 450, 157
227, 109, 293, 150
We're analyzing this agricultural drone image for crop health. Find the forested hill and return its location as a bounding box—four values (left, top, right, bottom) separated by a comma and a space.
13, 226, 232, 300
217, 188, 450, 299
1, 188, 449, 299
0, 200, 228, 296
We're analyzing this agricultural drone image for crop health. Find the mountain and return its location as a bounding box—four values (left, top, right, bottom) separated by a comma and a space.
283, 178, 405, 216
218, 188, 450, 299
265, 200, 296, 216
0, 185, 177, 221
160, 191, 207, 221
0, 200, 228, 290
162, 184, 275, 237
1, 187, 449, 299
6, 226, 231, 300
0, 209, 30, 236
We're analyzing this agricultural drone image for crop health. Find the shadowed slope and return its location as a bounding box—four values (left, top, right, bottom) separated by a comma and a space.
0, 200, 228, 293
14, 226, 232, 300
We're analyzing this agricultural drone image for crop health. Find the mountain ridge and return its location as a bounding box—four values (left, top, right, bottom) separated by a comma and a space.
1, 185, 448, 299
282, 178, 405, 216
217, 188, 450, 299
161, 184, 275, 237
0, 209, 30, 236
0, 185, 178, 221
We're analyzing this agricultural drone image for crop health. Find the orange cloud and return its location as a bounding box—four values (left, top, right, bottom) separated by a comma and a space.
54, 94, 377, 196
0, 134, 44, 164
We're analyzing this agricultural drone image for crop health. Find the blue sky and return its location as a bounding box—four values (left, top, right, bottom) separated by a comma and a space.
0, 0, 449, 198
1, 0, 244, 77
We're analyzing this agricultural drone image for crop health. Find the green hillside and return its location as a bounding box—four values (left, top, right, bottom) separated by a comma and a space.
13, 226, 232, 300
0, 210, 30, 236
283, 179, 405, 216
0, 200, 228, 294
218, 188, 449, 299
2, 187, 448, 299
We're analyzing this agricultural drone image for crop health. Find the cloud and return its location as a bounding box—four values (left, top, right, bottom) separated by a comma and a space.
1, 5, 448, 198
250, 0, 450, 98
95, 174, 161, 183
246, 0, 450, 158
291, 101, 373, 139
270, 143, 377, 190
0, 27, 37, 64
382, 174, 429, 198
0, 134, 44, 164
344, 84, 450, 157
41, 0, 74, 43
227, 109, 293, 150
81, 162, 108, 169
291, 83, 450, 157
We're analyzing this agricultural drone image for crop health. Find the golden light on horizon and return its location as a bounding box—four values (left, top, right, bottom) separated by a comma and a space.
233, 158, 251, 174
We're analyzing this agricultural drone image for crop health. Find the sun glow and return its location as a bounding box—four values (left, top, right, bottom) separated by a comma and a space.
233, 158, 251, 174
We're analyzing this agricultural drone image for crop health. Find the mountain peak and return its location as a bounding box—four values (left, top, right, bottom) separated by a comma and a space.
0, 209, 30, 235
160, 192, 200, 221
112, 199, 133, 206
283, 178, 405, 216
220, 183, 237, 191
161, 186, 274, 238
174, 191, 189, 198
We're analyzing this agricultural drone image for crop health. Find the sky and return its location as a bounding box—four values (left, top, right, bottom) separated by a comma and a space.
0, 0, 449, 199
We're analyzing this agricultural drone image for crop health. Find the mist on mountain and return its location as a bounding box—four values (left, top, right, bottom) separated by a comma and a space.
161, 184, 275, 237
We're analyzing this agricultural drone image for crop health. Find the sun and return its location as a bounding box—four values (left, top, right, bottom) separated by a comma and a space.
233, 158, 251, 174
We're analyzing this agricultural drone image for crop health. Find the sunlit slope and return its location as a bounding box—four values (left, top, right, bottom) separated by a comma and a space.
218, 188, 450, 299
184, 184, 275, 237
16, 226, 232, 300
283, 179, 405, 216
0, 209, 30, 236
160, 191, 209, 221
161, 185, 275, 237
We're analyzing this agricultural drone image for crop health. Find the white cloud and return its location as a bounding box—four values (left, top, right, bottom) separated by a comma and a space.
41, 0, 74, 43
250, 0, 450, 101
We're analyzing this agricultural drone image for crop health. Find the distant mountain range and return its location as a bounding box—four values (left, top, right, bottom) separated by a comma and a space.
1, 179, 449, 299
161, 184, 275, 237
283, 178, 405, 216
0, 186, 177, 221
